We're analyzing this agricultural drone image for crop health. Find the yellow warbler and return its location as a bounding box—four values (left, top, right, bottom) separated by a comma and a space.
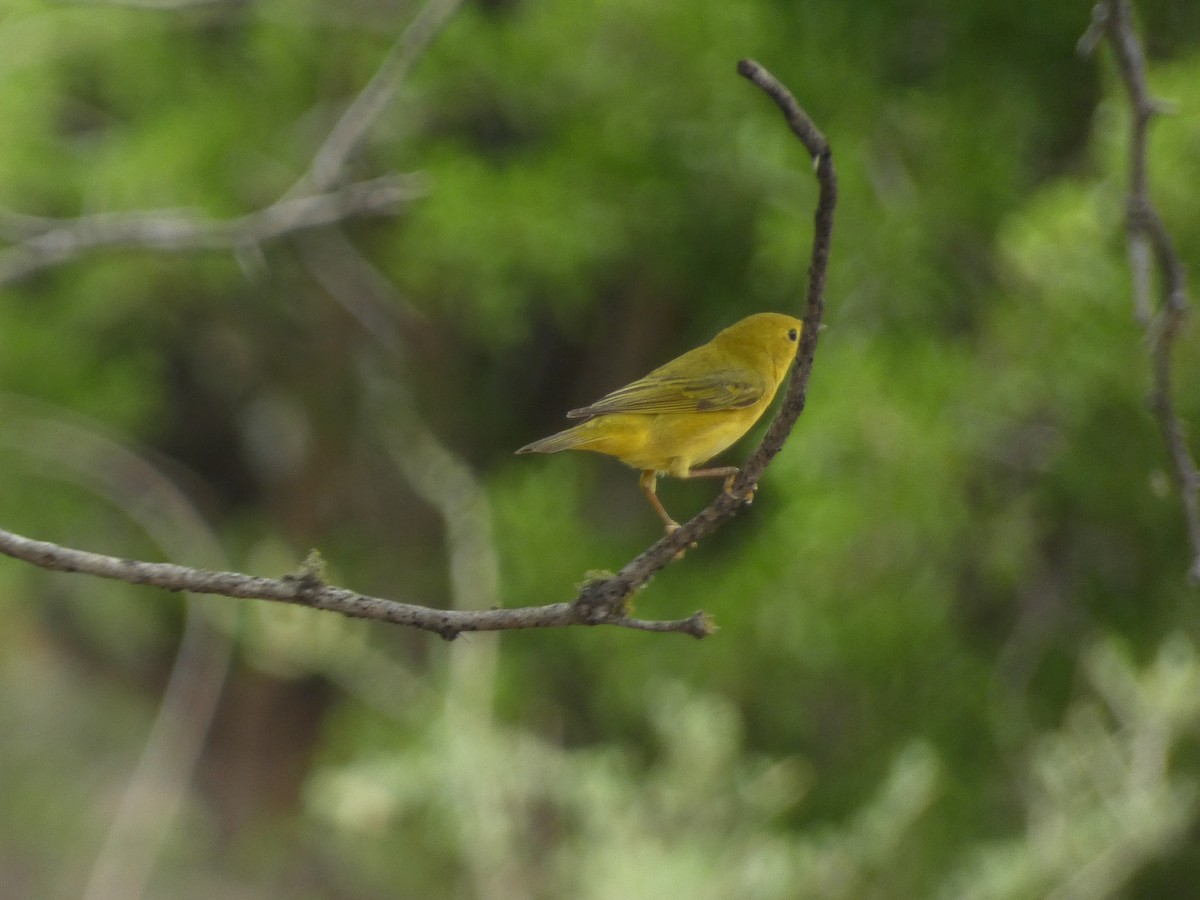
517, 312, 802, 533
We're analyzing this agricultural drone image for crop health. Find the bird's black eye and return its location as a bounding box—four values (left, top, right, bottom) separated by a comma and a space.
787, 328, 798, 342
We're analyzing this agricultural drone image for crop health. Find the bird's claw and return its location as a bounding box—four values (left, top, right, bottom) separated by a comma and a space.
722, 477, 757, 506
664, 521, 697, 560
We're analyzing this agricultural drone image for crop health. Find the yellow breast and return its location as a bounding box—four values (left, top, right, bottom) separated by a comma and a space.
573, 400, 769, 477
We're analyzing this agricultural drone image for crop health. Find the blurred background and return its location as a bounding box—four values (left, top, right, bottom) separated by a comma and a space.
1, 0, 1200, 897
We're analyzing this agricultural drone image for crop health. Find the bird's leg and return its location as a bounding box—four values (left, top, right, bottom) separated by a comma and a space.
684, 465, 755, 504
639, 470, 680, 534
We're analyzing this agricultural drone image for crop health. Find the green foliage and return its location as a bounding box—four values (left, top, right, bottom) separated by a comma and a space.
0, 0, 1199, 897
306, 680, 941, 899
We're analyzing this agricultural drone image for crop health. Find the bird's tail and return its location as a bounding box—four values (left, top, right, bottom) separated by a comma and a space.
515, 422, 595, 455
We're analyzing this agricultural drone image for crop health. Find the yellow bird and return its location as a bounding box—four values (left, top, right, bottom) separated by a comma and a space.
517, 312, 802, 533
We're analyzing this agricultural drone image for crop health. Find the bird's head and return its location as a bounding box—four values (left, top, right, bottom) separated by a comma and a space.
714, 312, 803, 385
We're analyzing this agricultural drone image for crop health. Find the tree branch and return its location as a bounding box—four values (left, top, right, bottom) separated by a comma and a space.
0, 526, 711, 639
0, 173, 428, 286
1081, 1, 1200, 582
0, 0, 463, 284
0, 61, 833, 637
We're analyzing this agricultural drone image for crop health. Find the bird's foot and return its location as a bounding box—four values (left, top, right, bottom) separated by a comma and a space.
722, 474, 757, 505
664, 521, 696, 560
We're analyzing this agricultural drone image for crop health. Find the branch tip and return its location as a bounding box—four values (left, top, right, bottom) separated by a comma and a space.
1077, 3, 1108, 56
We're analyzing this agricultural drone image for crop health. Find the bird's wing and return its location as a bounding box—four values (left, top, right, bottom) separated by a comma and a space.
567, 365, 764, 418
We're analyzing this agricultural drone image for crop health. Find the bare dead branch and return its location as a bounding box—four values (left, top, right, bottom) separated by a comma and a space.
0, 526, 712, 639
0, 173, 428, 286
304, 0, 465, 192
1082, 0, 1200, 582
0, 0, 463, 284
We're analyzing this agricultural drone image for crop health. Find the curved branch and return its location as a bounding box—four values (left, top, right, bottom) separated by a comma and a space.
570, 60, 837, 611
1082, 1, 1200, 582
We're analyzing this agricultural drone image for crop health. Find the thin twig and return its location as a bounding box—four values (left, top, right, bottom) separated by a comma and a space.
303, 0, 465, 193
0, 173, 427, 286
735, 58, 835, 487
1082, 0, 1200, 582
296, 228, 426, 358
